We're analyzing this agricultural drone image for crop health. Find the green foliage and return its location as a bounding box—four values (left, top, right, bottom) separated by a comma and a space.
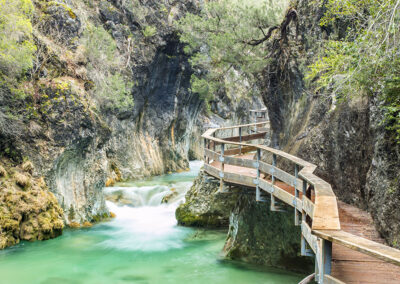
177, 0, 288, 103
142, 25, 157, 38
82, 25, 134, 110
96, 73, 134, 110
307, 0, 400, 141
0, 0, 36, 77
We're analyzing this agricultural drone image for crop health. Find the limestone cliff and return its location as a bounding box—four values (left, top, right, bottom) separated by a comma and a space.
260, 0, 400, 247
0, 0, 263, 249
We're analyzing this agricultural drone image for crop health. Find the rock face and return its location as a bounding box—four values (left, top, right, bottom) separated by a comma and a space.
0, 0, 263, 249
260, 0, 400, 247
224, 195, 313, 272
176, 171, 312, 272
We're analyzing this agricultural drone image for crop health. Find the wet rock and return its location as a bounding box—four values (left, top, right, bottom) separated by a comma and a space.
176, 170, 240, 227
223, 195, 313, 272
161, 188, 179, 204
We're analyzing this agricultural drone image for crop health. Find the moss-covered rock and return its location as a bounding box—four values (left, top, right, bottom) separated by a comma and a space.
223, 195, 314, 273
175, 170, 240, 228
0, 160, 64, 249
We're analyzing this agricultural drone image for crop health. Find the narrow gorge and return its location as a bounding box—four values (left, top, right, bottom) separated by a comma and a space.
0, 0, 399, 283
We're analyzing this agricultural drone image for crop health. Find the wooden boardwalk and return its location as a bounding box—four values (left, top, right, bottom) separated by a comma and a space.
202, 115, 400, 284
212, 157, 400, 283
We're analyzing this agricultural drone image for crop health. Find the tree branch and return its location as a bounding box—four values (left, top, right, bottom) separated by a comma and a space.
243, 25, 279, 46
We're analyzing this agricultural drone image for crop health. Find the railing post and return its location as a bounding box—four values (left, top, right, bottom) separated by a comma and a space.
318, 239, 332, 283
256, 148, 261, 201
239, 127, 242, 154
212, 132, 216, 153
204, 138, 208, 164
294, 164, 300, 226
301, 178, 307, 256
270, 153, 278, 211
219, 143, 225, 192
254, 111, 258, 133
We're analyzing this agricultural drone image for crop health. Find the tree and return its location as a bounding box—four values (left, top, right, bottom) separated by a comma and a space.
176, 0, 288, 103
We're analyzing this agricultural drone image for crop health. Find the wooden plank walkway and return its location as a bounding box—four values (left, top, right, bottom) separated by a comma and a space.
211, 152, 400, 283
202, 117, 400, 283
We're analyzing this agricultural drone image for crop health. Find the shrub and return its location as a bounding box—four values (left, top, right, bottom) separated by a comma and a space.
307, 0, 400, 142
0, 0, 36, 77
82, 25, 134, 110
142, 25, 157, 38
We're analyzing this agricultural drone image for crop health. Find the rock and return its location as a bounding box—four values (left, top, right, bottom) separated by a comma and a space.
40, 1, 81, 46
176, 170, 313, 272
260, 0, 400, 247
176, 170, 240, 227
0, 162, 64, 248
161, 189, 179, 204
223, 195, 313, 272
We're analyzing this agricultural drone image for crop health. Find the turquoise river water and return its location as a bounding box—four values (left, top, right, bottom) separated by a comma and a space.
0, 161, 304, 284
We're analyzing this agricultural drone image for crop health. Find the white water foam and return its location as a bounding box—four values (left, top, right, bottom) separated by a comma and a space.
100, 161, 202, 252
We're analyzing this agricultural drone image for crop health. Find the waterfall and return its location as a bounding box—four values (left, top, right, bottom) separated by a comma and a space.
100, 161, 203, 252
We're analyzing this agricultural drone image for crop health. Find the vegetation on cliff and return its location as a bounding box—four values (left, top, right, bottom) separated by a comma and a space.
307, 0, 400, 141
0, 0, 36, 78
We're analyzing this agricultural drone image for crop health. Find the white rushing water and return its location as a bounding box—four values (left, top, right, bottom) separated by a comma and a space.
0, 160, 304, 284
101, 161, 203, 252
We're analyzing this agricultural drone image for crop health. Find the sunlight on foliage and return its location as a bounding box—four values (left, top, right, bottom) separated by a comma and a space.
307, 0, 400, 141
0, 0, 36, 77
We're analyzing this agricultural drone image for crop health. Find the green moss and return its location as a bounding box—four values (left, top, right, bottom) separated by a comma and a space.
175, 206, 221, 227
44, 1, 76, 19
68, 206, 75, 221
91, 212, 110, 223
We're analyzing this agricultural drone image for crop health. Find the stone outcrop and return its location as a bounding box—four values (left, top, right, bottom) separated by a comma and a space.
223, 195, 313, 272
176, 170, 240, 227
176, 171, 312, 272
0, 160, 63, 249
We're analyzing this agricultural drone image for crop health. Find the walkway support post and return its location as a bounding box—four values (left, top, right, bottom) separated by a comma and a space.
204, 138, 208, 165
318, 239, 332, 283
256, 148, 261, 201
294, 164, 300, 226
219, 143, 225, 192
239, 127, 242, 154
213, 132, 216, 153
270, 154, 278, 211
301, 179, 311, 256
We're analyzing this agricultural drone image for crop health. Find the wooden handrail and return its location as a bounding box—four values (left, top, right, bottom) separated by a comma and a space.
202, 122, 340, 230
201, 119, 400, 283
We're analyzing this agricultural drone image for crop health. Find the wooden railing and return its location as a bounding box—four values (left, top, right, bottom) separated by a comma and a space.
201, 113, 400, 284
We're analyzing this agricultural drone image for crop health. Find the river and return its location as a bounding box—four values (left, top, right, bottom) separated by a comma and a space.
0, 161, 303, 284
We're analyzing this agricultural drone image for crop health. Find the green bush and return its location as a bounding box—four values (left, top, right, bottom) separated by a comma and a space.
142, 25, 157, 38
307, 0, 400, 142
82, 25, 134, 110
0, 0, 36, 77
